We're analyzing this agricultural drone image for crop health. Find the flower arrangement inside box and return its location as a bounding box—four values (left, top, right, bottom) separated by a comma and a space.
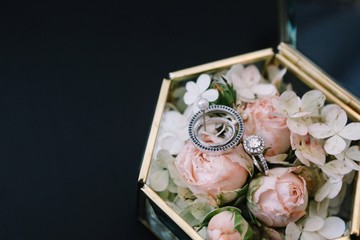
137, 43, 360, 240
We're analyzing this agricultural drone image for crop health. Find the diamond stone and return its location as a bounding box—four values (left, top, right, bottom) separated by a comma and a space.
248, 137, 261, 148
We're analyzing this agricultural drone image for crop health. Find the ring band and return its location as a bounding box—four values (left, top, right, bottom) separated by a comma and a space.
188, 105, 244, 154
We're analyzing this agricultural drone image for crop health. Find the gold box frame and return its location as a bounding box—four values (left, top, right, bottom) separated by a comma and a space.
137, 42, 360, 240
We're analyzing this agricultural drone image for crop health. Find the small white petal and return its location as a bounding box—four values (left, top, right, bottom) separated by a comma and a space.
201, 89, 219, 102
346, 145, 360, 161
184, 92, 198, 105
300, 90, 326, 114
169, 139, 185, 155
196, 74, 211, 93
242, 65, 261, 86
279, 91, 301, 116
149, 170, 169, 192
285, 222, 301, 240
327, 180, 343, 199
301, 232, 322, 240
237, 88, 256, 101
185, 81, 198, 93
339, 123, 360, 140
317, 217, 346, 239
326, 107, 347, 133
267, 65, 287, 84
287, 118, 308, 135
315, 181, 332, 202
324, 135, 346, 155
321, 104, 341, 120
308, 123, 334, 139
303, 216, 324, 232
226, 63, 244, 85
344, 157, 360, 171
251, 83, 278, 97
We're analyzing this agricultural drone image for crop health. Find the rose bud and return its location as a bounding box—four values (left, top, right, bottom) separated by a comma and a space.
247, 167, 308, 227
243, 96, 291, 157
175, 140, 253, 206
205, 207, 253, 240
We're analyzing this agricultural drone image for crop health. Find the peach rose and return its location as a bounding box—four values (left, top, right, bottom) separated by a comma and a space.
243, 96, 290, 156
247, 167, 308, 227
207, 209, 253, 240
175, 140, 253, 205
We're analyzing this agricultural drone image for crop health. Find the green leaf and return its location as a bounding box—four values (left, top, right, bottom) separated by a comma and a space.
210, 76, 237, 107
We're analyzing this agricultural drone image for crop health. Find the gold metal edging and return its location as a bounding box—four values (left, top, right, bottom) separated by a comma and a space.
141, 184, 203, 240
138, 79, 171, 183
351, 174, 360, 236
169, 48, 274, 81
278, 43, 360, 113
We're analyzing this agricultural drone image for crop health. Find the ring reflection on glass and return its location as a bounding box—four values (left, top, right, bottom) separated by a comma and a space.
243, 135, 269, 175
188, 98, 244, 154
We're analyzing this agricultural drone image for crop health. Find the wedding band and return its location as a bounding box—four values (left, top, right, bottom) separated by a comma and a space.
243, 135, 269, 174
188, 104, 244, 154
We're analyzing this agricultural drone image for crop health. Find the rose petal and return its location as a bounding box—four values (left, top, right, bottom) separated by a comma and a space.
324, 135, 346, 155
317, 217, 346, 239
339, 123, 360, 140
346, 145, 360, 161
279, 91, 300, 116
201, 89, 219, 102
303, 216, 324, 232
300, 90, 326, 114
326, 107, 347, 133
285, 222, 301, 240
308, 123, 334, 139
196, 74, 211, 93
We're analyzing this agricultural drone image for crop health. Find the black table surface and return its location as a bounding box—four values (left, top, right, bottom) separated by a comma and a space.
0, 1, 359, 240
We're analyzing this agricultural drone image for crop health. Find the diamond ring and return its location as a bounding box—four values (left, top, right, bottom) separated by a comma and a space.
188, 98, 244, 154
243, 135, 269, 174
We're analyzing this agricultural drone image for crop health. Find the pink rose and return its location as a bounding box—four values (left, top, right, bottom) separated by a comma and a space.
247, 167, 308, 227
206, 208, 253, 240
175, 140, 253, 205
243, 96, 290, 156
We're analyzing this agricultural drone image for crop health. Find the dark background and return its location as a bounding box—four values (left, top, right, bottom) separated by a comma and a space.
0, 1, 359, 240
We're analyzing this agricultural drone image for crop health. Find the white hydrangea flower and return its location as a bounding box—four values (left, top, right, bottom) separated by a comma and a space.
290, 133, 326, 167
148, 150, 187, 194
225, 63, 278, 102
309, 104, 360, 155
157, 108, 191, 155
273, 90, 326, 135
183, 74, 219, 113
285, 200, 346, 240
315, 178, 343, 202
